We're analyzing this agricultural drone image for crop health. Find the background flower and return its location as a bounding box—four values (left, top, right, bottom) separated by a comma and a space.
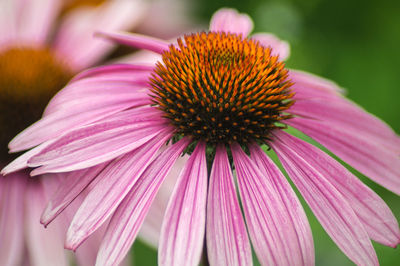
0, 0, 155, 265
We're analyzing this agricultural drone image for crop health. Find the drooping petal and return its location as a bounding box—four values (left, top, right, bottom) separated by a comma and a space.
251, 33, 290, 60
287, 117, 400, 195
271, 134, 379, 266
1, 141, 52, 175
54, 0, 147, 70
69, 63, 154, 84
289, 70, 345, 96
24, 181, 69, 266
207, 145, 252, 266
231, 143, 310, 266
96, 137, 191, 266
17, 0, 62, 45
0, 174, 25, 266
138, 155, 188, 247
209, 8, 253, 37
249, 144, 315, 266
159, 142, 208, 266
289, 97, 400, 154
95, 31, 170, 54
273, 131, 400, 247
44, 81, 151, 117
9, 84, 152, 152
65, 130, 173, 250
41, 163, 108, 226
28, 109, 168, 174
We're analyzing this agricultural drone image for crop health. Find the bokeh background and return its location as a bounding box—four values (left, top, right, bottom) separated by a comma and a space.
131, 0, 400, 264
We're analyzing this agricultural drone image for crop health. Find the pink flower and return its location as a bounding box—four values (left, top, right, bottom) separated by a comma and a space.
0, 0, 146, 265
4, 8, 400, 266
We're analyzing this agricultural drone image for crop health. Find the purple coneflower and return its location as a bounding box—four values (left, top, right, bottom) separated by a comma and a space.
0, 0, 146, 265
3, 8, 400, 266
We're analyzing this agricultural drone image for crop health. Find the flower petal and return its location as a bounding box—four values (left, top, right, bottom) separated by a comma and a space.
24, 181, 69, 266
287, 117, 400, 195
70, 63, 154, 83
209, 8, 253, 37
17, 0, 62, 45
271, 134, 379, 266
28, 109, 167, 174
0, 0, 19, 45
274, 131, 400, 247
231, 143, 311, 265
251, 33, 290, 60
289, 97, 400, 154
96, 137, 191, 266
159, 142, 208, 266
41, 163, 108, 226
9, 79, 152, 152
207, 145, 252, 266
42, 82, 150, 116
54, 0, 147, 70
65, 131, 172, 250
249, 144, 315, 266
289, 70, 345, 99
95, 31, 170, 54
0, 174, 25, 266
139, 155, 188, 247
1, 141, 51, 175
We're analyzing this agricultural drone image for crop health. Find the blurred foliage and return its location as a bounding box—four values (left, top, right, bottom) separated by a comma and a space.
134, 0, 399, 265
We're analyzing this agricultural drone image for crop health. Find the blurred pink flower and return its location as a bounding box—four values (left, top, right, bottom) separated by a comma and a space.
3, 8, 400, 266
0, 0, 147, 265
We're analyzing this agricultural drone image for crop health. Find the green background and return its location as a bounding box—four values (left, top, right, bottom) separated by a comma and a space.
133, 0, 400, 265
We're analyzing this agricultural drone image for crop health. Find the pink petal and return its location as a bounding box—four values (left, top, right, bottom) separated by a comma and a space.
65, 131, 173, 250
41, 163, 108, 226
231, 143, 311, 265
289, 70, 344, 100
116, 50, 161, 65
138, 155, 188, 247
54, 0, 147, 70
251, 33, 290, 60
42, 81, 151, 116
74, 219, 108, 266
270, 134, 379, 266
287, 117, 400, 195
0, 174, 25, 266
17, 0, 62, 45
274, 131, 400, 247
9, 81, 152, 152
24, 181, 69, 266
209, 8, 253, 37
96, 137, 191, 266
289, 96, 400, 154
0, 0, 19, 45
28, 109, 167, 173
249, 144, 315, 266
95, 31, 170, 54
159, 142, 208, 266
70, 63, 154, 83
207, 145, 252, 266
1, 141, 51, 175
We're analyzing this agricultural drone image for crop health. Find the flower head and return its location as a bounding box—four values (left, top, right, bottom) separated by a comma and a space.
151, 32, 294, 144
3, 8, 400, 266
0, 0, 147, 265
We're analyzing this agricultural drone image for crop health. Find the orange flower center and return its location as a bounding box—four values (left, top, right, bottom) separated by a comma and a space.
0, 47, 72, 161
150, 32, 294, 145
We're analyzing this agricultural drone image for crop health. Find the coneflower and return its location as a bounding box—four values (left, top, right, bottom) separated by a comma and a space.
3, 8, 399, 266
